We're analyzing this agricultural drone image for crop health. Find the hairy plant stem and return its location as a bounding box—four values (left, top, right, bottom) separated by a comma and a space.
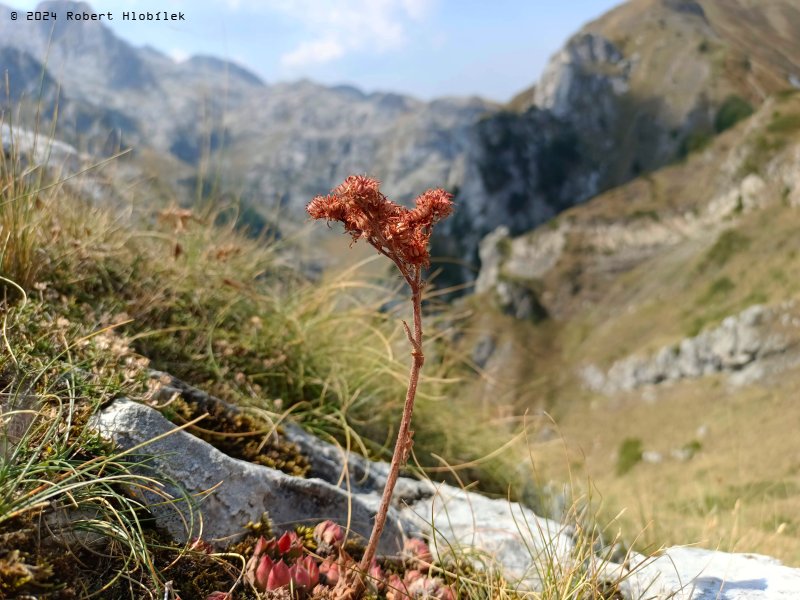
306, 176, 452, 598
357, 266, 424, 580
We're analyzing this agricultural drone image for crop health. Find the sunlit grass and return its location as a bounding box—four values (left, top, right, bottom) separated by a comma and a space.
0, 296, 194, 597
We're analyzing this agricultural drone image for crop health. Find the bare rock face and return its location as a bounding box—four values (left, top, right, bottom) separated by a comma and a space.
474, 225, 557, 321
534, 32, 631, 119
582, 303, 800, 394
219, 84, 493, 217
477, 225, 568, 293
1, 123, 83, 172
91, 398, 406, 554
475, 226, 512, 296
2, 0, 765, 286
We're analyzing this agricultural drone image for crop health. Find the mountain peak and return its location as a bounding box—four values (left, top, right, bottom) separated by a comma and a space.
185, 55, 264, 87
0, 0, 152, 91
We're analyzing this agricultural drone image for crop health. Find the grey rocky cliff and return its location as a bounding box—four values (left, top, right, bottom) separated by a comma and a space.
218, 82, 493, 216
439, 106, 598, 279
581, 303, 800, 394
533, 33, 631, 119
474, 226, 554, 321
471, 132, 795, 323
443, 1, 739, 277
0, 1, 262, 158
475, 223, 572, 320
476, 225, 567, 295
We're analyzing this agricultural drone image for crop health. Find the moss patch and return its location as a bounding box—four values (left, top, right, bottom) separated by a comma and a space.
157, 381, 310, 477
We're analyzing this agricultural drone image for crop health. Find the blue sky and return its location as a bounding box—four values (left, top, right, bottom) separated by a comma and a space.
12, 0, 622, 101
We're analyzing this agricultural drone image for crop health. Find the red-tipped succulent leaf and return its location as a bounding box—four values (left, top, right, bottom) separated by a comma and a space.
267, 559, 292, 590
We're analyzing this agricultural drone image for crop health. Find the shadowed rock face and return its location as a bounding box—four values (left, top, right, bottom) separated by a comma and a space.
1, 1, 154, 90
0, 47, 58, 103
534, 32, 629, 119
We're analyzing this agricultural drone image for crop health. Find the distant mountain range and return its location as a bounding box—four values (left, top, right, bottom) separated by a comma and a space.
2, 0, 800, 280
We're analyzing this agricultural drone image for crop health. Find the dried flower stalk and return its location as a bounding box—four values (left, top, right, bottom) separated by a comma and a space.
307, 175, 453, 592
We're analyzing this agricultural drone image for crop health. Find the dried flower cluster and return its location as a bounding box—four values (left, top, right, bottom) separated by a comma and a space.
306, 175, 453, 272
158, 206, 198, 233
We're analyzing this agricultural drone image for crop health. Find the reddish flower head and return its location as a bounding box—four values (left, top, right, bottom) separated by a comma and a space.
307, 175, 453, 270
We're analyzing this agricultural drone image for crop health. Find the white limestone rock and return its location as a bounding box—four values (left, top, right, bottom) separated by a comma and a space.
91, 398, 406, 553
583, 304, 794, 394
93, 381, 574, 590
91, 381, 800, 598
624, 547, 800, 599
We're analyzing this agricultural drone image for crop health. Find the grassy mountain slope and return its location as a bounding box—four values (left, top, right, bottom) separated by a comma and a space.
590, 0, 800, 95
4, 0, 800, 589
470, 89, 800, 564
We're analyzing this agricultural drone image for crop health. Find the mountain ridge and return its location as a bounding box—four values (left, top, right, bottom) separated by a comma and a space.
2, 0, 799, 280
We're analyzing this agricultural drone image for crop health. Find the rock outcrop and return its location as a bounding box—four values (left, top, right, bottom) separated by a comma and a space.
92, 397, 407, 555
474, 226, 554, 321
582, 304, 799, 394
471, 97, 800, 322
1, 123, 83, 171
91, 382, 573, 590
624, 546, 800, 600
91, 376, 800, 598
534, 33, 631, 118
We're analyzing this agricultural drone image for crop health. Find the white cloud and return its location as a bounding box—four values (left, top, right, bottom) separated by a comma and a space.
400, 0, 431, 20
281, 38, 345, 68
268, 0, 437, 68
169, 48, 189, 63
